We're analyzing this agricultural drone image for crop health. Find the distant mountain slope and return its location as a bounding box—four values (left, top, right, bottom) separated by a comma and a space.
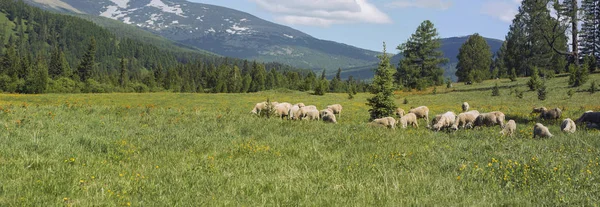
25, 0, 381, 70
340, 36, 504, 81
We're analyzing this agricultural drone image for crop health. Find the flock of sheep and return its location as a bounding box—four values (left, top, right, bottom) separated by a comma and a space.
251, 101, 600, 138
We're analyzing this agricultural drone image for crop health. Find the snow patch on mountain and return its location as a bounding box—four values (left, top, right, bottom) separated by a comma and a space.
147, 0, 186, 17
283, 34, 294, 39
109, 0, 129, 8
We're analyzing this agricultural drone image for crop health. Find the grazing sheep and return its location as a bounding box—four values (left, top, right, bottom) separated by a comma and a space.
321, 111, 338, 124
474, 112, 504, 128
296, 103, 306, 108
327, 104, 343, 117
289, 104, 302, 120
251, 102, 268, 114
575, 112, 600, 126
297, 105, 318, 118
539, 108, 562, 121
302, 109, 320, 121
432, 111, 457, 131
560, 118, 576, 133
320, 108, 334, 118
451, 110, 480, 130
274, 103, 291, 119
462, 102, 469, 112
369, 117, 397, 129
533, 123, 553, 138
500, 120, 517, 137
395, 108, 405, 118
409, 106, 430, 126
399, 113, 418, 129
429, 114, 442, 128
489, 111, 506, 128
532, 107, 547, 113
304, 105, 318, 110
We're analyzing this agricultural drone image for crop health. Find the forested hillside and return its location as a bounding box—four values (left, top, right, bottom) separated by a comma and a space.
0, 0, 365, 94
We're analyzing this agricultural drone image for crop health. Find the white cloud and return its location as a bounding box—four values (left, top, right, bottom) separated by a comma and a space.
250, 0, 392, 27
386, 0, 453, 10
481, 1, 519, 23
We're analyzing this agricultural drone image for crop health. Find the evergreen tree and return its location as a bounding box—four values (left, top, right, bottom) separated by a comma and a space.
241, 74, 252, 93
24, 57, 48, 94
77, 37, 96, 81
367, 43, 397, 120
527, 67, 542, 91
314, 69, 327, 95
48, 47, 71, 79
250, 61, 266, 92
119, 57, 128, 87
397, 20, 448, 90
456, 33, 493, 83
227, 65, 242, 93
329, 68, 343, 92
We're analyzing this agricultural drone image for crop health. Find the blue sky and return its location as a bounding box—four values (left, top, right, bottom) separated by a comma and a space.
188, 0, 521, 52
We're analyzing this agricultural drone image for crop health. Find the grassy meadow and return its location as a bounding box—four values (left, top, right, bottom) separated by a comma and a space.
1, 74, 600, 206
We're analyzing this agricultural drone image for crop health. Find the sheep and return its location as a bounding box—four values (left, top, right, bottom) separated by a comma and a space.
474, 112, 504, 128
296, 103, 306, 108
399, 113, 418, 129
274, 103, 291, 119
500, 120, 517, 137
409, 106, 430, 127
560, 118, 576, 133
432, 111, 456, 131
320, 108, 334, 118
288, 104, 302, 120
327, 104, 343, 117
532, 107, 547, 113
395, 108, 405, 118
369, 117, 397, 129
297, 105, 318, 118
533, 123, 553, 138
575, 112, 600, 127
251, 102, 268, 114
489, 111, 506, 128
302, 109, 320, 121
462, 102, 469, 112
321, 110, 338, 124
451, 110, 480, 130
539, 108, 562, 121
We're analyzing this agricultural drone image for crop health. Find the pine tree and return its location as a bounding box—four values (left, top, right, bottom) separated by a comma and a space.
527, 67, 542, 91
250, 61, 266, 92
49, 46, 71, 79
367, 43, 397, 120
77, 37, 96, 81
227, 65, 242, 93
24, 56, 48, 94
314, 69, 327, 96
456, 33, 493, 83
397, 20, 448, 90
329, 68, 343, 92
119, 57, 128, 87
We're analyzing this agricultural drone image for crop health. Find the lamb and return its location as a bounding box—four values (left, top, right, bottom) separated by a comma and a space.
320, 108, 334, 118
532, 107, 547, 113
399, 113, 418, 129
327, 104, 343, 117
395, 108, 405, 118
451, 110, 480, 130
560, 118, 576, 133
369, 117, 397, 129
251, 102, 268, 114
432, 111, 456, 131
462, 102, 469, 112
533, 123, 553, 138
409, 106, 430, 126
575, 112, 600, 127
296, 103, 306, 108
500, 120, 516, 137
474, 112, 504, 128
489, 111, 506, 128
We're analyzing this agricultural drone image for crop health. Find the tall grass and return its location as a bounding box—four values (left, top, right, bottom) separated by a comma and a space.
0, 74, 599, 205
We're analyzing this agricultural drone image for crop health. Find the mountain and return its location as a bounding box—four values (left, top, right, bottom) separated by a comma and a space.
340, 36, 504, 81
24, 0, 381, 71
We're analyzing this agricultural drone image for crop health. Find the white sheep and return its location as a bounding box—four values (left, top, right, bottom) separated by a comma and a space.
327, 104, 343, 117
288, 104, 302, 120
369, 117, 397, 129
560, 118, 576, 133
474, 112, 504, 128
395, 108, 405, 118
399, 113, 418, 128
462, 102, 469, 112
500, 120, 516, 137
302, 108, 320, 121
321, 110, 338, 124
432, 111, 456, 131
533, 123, 553, 138
409, 106, 430, 127
451, 110, 480, 130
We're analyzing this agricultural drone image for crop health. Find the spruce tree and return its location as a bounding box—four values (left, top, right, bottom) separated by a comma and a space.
119, 57, 128, 87
456, 33, 493, 83
250, 61, 266, 92
367, 43, 397, 120
397, 20, 448, 89
49, 46, 71, 79
77, 37, 96, 81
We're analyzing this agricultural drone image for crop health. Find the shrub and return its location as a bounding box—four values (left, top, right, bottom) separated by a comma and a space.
527, 67, 542, 91
403, 97, 409, 104
47, 77, 81, 93
537, 83, 547, 101
492, 83, 500, 96
259, 98, 277, 118
590, 81, 597, 94
567, 89, 574, 98
569, 64, 589, 87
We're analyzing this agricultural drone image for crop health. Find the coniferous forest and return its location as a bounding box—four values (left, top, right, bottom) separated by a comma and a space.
0, 0, 368, 94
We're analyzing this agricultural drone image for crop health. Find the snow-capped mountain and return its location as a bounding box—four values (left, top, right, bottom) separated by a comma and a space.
26, 0, 380, 71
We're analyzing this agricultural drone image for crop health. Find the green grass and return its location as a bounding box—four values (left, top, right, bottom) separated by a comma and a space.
1, 74, 600, 206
